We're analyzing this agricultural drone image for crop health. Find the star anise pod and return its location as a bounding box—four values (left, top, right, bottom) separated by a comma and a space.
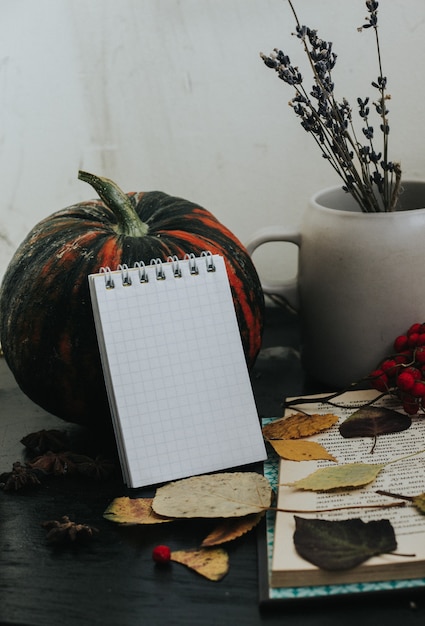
28, 451, 82, 476
76, 455, 115, 480
41, 515, 99, 544
21, 429, 70, 454
0, 461, 43, 491
28, 451, 115, 480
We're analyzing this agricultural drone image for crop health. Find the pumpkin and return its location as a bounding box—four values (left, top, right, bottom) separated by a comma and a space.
0, 171, 264, 431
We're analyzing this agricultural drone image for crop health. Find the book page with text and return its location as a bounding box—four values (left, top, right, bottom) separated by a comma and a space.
271, 390, 425, 587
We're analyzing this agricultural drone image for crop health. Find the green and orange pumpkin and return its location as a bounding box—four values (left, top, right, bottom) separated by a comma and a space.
0, 171, 264, 431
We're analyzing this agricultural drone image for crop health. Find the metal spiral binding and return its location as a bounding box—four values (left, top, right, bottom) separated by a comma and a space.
201, 250, 216, 272
118, 264, 132, 286
184, 253, 199, 275
150, 258, 166, 280
100, 267, 115, 289
167, 255, 182, 278
101, 251, 215, 288
134, 261, 149, 283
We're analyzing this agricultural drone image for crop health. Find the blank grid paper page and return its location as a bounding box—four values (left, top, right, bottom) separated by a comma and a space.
89, 255, 266, 487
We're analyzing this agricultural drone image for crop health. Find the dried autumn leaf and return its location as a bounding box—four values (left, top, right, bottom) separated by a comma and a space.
170, 547, 229, 581
103, 496, 173, 525
339, 406, 411, 439
152, 472, 272, 519
262, 412, 338, 440
201, 512, 264, 547
293, 516, 397, 570
413, 493, 425, 514
377, 489, 425, 515
284, 462, 386, 491
269, 439, 337, 462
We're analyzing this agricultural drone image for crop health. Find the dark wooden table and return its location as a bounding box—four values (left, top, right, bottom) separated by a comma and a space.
1, 304, 424, 626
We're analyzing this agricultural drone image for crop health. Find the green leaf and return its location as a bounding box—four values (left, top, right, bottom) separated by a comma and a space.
284, 462, 386, 491
293, 516, 397, 570
339, 406, 411, 439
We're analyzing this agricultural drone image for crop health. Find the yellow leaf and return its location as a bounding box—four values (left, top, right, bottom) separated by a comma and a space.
413, 493, 425, 514
170, 547, 229, 581
262, 412, 339, 440
201, 512, 264, 547
103, 496, 173, 525
269, 439, 337, 462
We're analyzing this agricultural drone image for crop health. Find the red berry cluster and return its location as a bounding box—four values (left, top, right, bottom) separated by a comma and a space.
369, 323, 425, 415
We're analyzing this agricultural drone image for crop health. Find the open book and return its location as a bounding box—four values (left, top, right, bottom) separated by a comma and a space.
270, 390, 425, 588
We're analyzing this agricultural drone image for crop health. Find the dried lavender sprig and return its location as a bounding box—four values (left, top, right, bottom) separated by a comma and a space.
296, 24, 381, 212
301, 0, 392, 211
260, 0, 401, 212
359, 0, 401, 210
288, 2, 378, 210
303, 0, 388, 211
261, 8, 380, 211
261, 31, 379, 212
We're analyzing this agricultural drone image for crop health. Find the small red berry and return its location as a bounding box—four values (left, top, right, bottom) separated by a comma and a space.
418, 333, 425, 346
152, 545, 171, 564
394, 335, 408, 352
411, 380, 425, 398
407, 323, 422, 336
380, 359, 398, 378
369, 369, 388, 392
397, 371, 415, 391
381, 359, 395, 371
405, 366, 422, 380
395, 352, 410, 365
408, 333, 420, 347
416, 346, 425, 364
403, 396, 420, 415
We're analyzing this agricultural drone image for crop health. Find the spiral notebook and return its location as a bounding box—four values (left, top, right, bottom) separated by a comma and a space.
88, 252, 266, 488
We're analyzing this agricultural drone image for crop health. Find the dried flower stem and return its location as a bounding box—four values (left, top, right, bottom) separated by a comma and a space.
261, 0, 402, 212
270, 500, 406, 514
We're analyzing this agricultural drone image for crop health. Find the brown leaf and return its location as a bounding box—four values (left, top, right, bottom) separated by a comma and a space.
170, 547, 229, 581
339, 406, 411, 439
201, 512, 264, 547
262, 412, 338, 440
103, 496, 173, 525
269, 439, 337, 462
152, 472, 272, 519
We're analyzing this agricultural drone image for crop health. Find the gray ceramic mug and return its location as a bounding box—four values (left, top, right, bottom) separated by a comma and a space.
246, 182, 425, 387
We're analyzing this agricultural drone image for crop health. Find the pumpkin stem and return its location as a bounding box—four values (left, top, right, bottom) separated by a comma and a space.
78, 170, 149, 237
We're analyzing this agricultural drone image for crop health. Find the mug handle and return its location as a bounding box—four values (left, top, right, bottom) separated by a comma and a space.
245, 226, 301, 310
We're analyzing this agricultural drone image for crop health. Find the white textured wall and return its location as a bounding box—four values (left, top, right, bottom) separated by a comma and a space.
1, 0, 424, 286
